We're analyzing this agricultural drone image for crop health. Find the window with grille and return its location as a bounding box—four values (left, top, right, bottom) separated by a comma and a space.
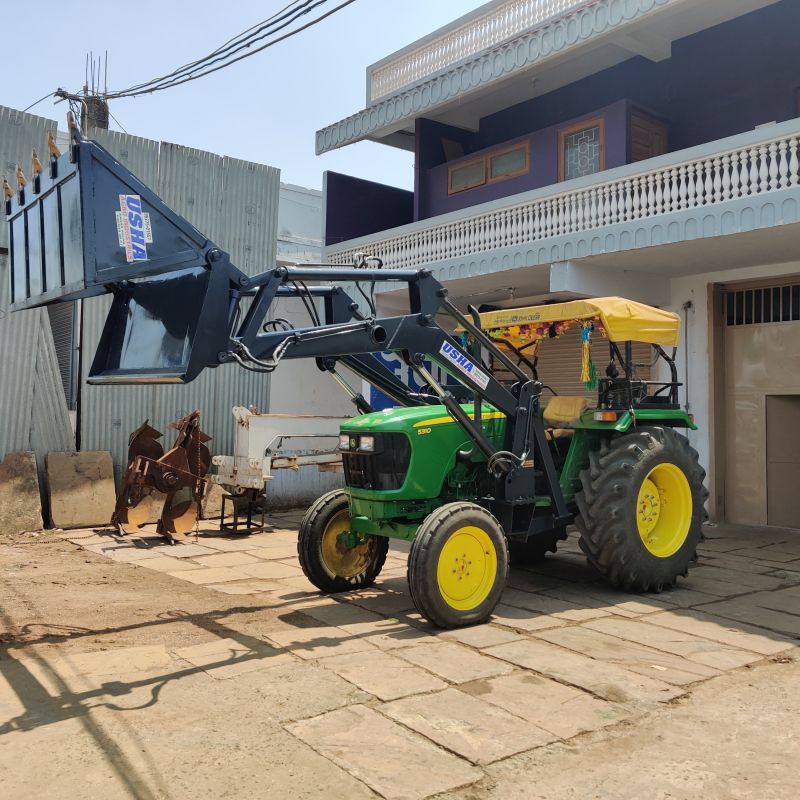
724, 284, 800, 326
559, 117, 605, 181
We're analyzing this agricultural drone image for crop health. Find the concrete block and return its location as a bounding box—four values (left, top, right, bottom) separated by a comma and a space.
46, 451, 117, 529
0, 452, 43, 534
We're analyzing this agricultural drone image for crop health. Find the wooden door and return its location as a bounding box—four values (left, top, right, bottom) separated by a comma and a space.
630, 111, 668, 163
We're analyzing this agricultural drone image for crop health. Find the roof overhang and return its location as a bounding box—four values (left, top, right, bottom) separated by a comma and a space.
316, 0, 779, 155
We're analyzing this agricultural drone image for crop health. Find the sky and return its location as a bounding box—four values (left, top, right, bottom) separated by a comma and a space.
2, 0, 487, 190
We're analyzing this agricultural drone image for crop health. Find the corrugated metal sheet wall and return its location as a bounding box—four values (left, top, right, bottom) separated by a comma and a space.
0, 251, 75, 463
0, 107, 75, 465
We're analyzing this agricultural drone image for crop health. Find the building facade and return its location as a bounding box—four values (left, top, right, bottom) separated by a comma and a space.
317, 0, 800, 528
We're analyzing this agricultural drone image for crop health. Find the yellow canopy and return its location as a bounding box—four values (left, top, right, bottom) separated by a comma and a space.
478, 297, 680, 347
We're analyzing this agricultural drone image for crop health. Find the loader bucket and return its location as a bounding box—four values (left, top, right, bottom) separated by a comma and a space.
6, 131, 240, 383
88, 263, 233, 384
5, 134, 213, 311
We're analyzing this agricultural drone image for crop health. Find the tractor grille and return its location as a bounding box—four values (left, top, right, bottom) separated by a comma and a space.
342, 433, 411, 491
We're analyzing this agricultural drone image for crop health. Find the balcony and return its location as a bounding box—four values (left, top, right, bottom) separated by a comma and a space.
318, 0, 778, 156
368, 0, 589, 102
325, 120, 800, 300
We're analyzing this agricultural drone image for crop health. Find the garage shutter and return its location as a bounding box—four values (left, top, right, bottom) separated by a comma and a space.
46, 302, 78, 409
490, 324, 653, 402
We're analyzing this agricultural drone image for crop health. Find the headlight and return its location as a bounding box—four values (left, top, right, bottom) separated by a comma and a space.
358, 435, 375, 452
339, 434, 350, 450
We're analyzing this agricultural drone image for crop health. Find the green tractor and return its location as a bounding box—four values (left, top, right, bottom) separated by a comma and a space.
297, 298, 707, 629
7, 131, 707, 630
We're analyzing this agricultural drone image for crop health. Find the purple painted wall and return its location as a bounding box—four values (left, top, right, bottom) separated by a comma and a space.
324, 172, 413, 247
420, 101, 628, 218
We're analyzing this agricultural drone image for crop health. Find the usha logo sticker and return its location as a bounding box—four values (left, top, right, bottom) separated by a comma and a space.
439, 341, 490, 390
116, 194, 153, 262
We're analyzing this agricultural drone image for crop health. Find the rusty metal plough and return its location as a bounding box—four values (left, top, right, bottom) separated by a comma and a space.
111, 411, 211, 542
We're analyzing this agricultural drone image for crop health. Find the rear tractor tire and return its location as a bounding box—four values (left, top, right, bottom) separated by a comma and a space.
298, 489, 388, 593
575, 426, 708, 592
407, 502, 509, 629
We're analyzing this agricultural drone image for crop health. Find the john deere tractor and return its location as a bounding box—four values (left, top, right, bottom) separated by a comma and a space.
6, 128, 707, 629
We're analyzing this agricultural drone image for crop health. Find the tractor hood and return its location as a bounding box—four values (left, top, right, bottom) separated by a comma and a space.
342, 404, 505, 433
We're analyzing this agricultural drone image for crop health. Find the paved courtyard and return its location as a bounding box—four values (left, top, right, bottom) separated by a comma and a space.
1, 516, 798, 799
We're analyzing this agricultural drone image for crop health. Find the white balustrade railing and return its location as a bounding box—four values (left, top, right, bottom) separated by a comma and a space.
369, 0, 591, 102
327, 127, 800, 269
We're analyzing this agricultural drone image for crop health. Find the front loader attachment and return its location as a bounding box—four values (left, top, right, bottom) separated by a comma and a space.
5, 124, 235, 383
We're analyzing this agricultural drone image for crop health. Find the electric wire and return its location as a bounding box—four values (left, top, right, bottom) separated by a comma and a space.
23, 91, 56, 113
110, 0, 317, 96
104, 0, 357, 99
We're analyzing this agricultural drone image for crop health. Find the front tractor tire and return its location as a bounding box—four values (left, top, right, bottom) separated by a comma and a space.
408, 502, 509, 629
298, 490, 388, 593
575, 426, 707, 592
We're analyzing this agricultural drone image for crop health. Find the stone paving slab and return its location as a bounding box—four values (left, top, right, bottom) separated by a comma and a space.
288, 705, 482, 800
651, 586, 721, 608
90, 544, 162, 562
500, 587, 612, 621
153, 542, 219, 558
191, 551, 264, 567
138, 555, 205, 572
320, 649, 447, 700
491, 603, 566, 632
384, 687, 555, 764
703, 553, 782, 573
167, 566, 253, 584
328, 614, 433, 651
205, 580, 280, 595
264, 622, 378, 660
682, 574, 756, 598
727, 547, 800, 563
691, 564, 786, 591
533, 625, 719, 685
694, 598, 800, 637
550, 586, 675, 617
440, 624, 525, 649
394, 640, 513, 684
646, 609, 797, 656
461, 670, 631, 740
485, 638, 684, 707
173, 638, 294, 679
238, 561, 303, 579
583, 617, 762, 671
745, 588, 800, 615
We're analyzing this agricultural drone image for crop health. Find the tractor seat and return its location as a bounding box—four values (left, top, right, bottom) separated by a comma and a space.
543, 396, 588, 440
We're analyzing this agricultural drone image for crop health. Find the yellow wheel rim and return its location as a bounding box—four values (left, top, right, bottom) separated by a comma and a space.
320, 510, 373, 578
636, 462, 692, 558
436, 525, 498, 611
